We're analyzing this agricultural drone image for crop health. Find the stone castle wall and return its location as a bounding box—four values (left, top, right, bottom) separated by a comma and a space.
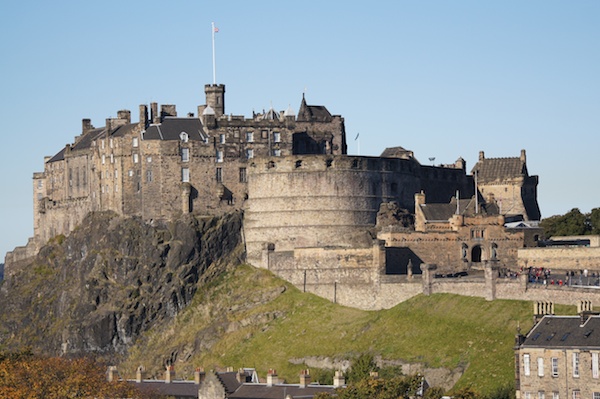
518, 247, 600, 271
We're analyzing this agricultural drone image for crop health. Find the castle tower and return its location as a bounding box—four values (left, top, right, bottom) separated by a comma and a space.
204, 84, 225, 118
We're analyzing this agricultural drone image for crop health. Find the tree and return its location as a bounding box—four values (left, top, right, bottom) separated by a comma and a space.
345, 353, 379, 383
590, 208, 600, 235
540, 208, 588, 237
0, 352, 155, 399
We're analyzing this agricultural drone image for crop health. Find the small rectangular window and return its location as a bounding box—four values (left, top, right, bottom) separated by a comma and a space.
133, 154, 139, 164
109, 138, 113, 148
216, 167, 222, 183
593, 393, 600, 399
261, 130, 268, 139
128, 170, 133, 177
538, 392, 545, 399
102, 155, 106, 165
182, 148, 190, 162
110, 154, 114, 164
146, 170, 152, 183
182, 168, 190, 182
572, 390, 580, 399
132, 137, 139, 147
246, 131, 254, 142
273, 132, 281, 142
537, 357, 544, 377
572, 353, 579, 377
246, 149, 254, 159
552, 392, 559, 399
239, 167, 247, 183
101, 140, 105, 149
220, 134, 225, 144
216, 150, 224, 163
273, 149, 281, 157
551, 357, 558, 377
147, 156, 152, 163
593, 352, 599, 379
114, 170, 118, 179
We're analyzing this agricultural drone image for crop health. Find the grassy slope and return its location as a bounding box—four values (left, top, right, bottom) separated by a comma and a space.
122, 264, 575, 395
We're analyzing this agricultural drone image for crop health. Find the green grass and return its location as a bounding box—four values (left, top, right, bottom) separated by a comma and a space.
121, 264, 576, 395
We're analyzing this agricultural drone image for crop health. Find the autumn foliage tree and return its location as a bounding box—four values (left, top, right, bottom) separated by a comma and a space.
0, 351, 153, 399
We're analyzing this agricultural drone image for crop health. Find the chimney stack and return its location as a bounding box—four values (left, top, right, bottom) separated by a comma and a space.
299, 369, 311, 387
266, 369, 279, 386
333, 371, 345, 388
151, 102, 159, 124
194, 368, 205, 385
479, 150, 485, 161
139, 104, 148, 128
236, 368, 246, 383
165, 365, 175, 383
107, 366, 118, 382
520, 149, 526, 162
82, 119, 92, 134
136, 366, 145, 383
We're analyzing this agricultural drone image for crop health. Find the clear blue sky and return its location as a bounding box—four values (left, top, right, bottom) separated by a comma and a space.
1, 1, 599, 259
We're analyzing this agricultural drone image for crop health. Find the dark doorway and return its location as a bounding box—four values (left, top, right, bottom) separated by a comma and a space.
385, 247, 423, 275
471, 245, 482, 263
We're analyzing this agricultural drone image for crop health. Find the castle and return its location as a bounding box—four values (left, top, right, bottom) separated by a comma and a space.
10, 82, 599, 310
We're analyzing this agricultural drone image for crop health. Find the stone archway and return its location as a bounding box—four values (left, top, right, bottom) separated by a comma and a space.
471, 245, 482, 263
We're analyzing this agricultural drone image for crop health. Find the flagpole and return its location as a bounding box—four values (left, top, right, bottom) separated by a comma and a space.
211, 22, 216, 85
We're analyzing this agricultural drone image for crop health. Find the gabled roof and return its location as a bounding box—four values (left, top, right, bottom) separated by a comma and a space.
297, 95, 332, 122
143, 117, 206, 141
521, 315, 600, 349
471, 156, 527, 183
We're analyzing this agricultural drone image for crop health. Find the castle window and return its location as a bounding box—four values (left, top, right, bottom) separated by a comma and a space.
110, 139, 113, 148
114, 169, 118, 179
110, 154, 114, 164
128, 170, 133, 177
246, 131, 254, 142
102, 155, 106, 165
538, 392, 545, 399
273, 149, 281, 157
115, 184, 118, 193
273, 132, 280, 143
182, 148, 190, 162
572, 353, 579, 377
491, 243, 498, 259
132, 137, 139, 147
523, 354, 531, 376
593, 352, 599, 378
551, 357, 559, 377
220, 134, 226, 144
147, 156, 152, 163
37, 180, 43, 189
216, 167, 222, 183
101, 140, 105, 149
182, 168, 190, 182
471, 229, 484, 239
537, 357, 544, 377
133, 154, 139, 164
216, 150, 224, 163
261, 130, 268, 139
572, 391, 580, 399
552, 393, 559, 399
146, 170, 152, 183
180, 132, 189, 142
246, 149, 254, 159
239, 167, 247, 183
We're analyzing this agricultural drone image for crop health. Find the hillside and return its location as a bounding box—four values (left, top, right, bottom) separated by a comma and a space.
120, 264, 574, 395
0, 211, 576, 395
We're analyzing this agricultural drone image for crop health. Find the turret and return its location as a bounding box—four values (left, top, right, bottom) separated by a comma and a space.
205, 84, 225, 118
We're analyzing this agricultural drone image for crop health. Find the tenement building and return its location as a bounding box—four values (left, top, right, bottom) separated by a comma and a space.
515, 303, 600, 399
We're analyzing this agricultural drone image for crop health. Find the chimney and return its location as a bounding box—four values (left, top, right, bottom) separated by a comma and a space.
194, 368, 205, 385
414, 191, 426, 207
520, 149, 526, 162
299, 369, 311, 388
105, 118, 112, 134
82, 118, 92, 134
165, 365, 175, 383
161, 104, 177, 120
266, 369, 279, 386
533, 301, 554, 323
333, 371, 345, 388
117, 109, 131, 124
236, 368, 246, 383
151, 102, 159, 124
479, 151, 485, 161
139, 104, 148, 128
136, 366, 145, 383
107, 366, 118, 382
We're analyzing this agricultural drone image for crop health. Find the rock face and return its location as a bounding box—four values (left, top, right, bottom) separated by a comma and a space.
0, 211, 243, 358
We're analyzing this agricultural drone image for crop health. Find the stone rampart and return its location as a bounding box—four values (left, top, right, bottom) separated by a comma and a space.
518, 247, 600, 270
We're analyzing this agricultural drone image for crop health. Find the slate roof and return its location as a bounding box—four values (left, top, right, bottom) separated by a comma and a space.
47, 147, 67, 163
143, 117, 207, 141
521, 315, 600, 349
228, 383, 337, 399
419, 197, 499, 221
297, 96, 332, 122
130, 380, 199, 398
471, 156, 527, 183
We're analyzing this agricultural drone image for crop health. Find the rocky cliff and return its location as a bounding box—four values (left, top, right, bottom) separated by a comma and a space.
0, 211, 243, 359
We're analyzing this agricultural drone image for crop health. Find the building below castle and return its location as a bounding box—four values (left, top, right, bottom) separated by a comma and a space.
19, 82, 600, 310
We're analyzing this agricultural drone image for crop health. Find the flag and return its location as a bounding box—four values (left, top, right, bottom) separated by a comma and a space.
355, 133, 360, 140
214, 26, 219, 33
